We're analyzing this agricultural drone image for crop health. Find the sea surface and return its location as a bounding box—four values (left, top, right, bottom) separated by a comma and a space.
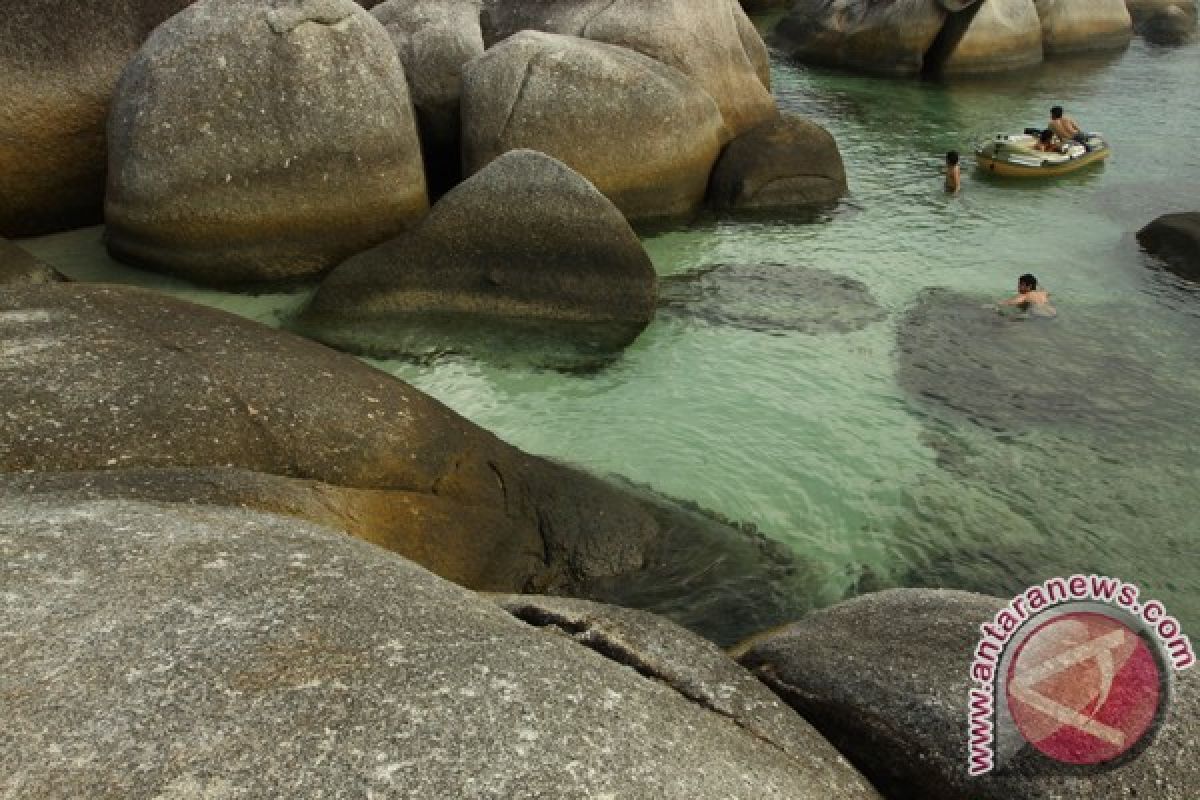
21, 33, 1200, 633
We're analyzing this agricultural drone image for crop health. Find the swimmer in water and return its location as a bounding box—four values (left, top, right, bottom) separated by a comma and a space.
945, 150, 961, 193
997, 273, 1056, 316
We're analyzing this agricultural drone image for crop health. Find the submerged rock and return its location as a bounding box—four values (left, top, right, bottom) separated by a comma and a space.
1, 495, 881, 799
481, 0, 776, 139
660, 263, 886, 336
0, 0, 193, 237
461, 31, 725, 221
708, 115, 849, 211
1033, 0, 1133, 54
896, 288, 1168, 432
301, 149, 656, 358
1138, 212, 1200, 282
0, 238, 65, 285
106, 0, 429, 286
372, 0, 484, 194
0, 283, 815, 644
739, 589, 1200, 799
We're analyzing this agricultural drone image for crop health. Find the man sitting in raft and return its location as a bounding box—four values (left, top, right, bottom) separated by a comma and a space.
998, 273, 1056, 316
1049, 106, 1090, 148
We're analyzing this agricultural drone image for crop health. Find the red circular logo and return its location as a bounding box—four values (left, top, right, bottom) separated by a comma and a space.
1006, 611, 1165, 765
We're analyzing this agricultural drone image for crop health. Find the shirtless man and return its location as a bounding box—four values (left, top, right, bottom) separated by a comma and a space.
998, 273, 1056, 316
1049, 106, 1086, 145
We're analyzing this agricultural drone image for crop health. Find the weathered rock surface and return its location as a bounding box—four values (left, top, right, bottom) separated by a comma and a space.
0, 238, 66, 285
105, 0, 429, 286
0, 283, 816, 644
709, 115, 848, 211
372, 0, 484, 193
1138, 212, 1200, 282
302, 149, 656, 354
481, 0, 776, 138
492, 595, 883, 799
0, 0, 194, 237
0, 496, 881, 799
934, 0, 1044, 75
1033, 0, 1133, 54
774, 0, 970, 76
461, 31, 725, 221
1134, 0, 1197, 42
660, 263, 886, 335
738, 589, 1200, 800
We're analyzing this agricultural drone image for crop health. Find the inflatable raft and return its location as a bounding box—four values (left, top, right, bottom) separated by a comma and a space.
975, 132, 1111, 178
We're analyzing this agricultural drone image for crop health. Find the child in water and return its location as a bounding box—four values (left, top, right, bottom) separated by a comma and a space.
997, 273, 1056, 317
945, 150, 961, 193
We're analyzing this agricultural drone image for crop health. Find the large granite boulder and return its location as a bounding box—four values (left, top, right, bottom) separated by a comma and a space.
302, 149, 656, 354
481, 0, 775, 139
0, 283, 816, 645
1132, 0, 1197, 42
1138, 211, 1200, 282
0, 0, 194, 237
372, 0, 484, 193
105, 0, 429, 286
0, 238, 66, 285
0, 496, 882, 798
773, 0, 974, 76
738, 589, 1200, 799
708, 115, 848, 211
462, 31, 725, 221
935, 0, 1045, 75
1033, 0, 1133, 53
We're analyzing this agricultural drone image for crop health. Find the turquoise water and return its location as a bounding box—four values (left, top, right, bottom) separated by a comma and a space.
20, 36, 1200, 629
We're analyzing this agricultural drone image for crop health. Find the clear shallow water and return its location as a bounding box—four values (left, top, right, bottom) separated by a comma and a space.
20, 37, 1200, 629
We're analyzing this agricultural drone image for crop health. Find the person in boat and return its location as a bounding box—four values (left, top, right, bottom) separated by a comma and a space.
945, 150, 961, 193
998, 273, 1056, 316
1049, 106, 1090, 148
1033, 129, 1061, 153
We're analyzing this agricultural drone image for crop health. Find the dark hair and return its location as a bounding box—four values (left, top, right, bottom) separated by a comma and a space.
1019, 273, 1037, 290
1040, 129, 1054, 143
1051, 106, 1064, 119
946, 150, 960, 166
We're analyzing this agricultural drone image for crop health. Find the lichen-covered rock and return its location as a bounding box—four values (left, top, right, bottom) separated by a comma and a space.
0, 237, 66, 285
1138, 211, 1200, 281
708, 115, 848, 210
1033, 0, 1133, 54
482, 0, 775, 138
936, 0, 1044, 75
738, 589, 1200, 800
0, 0, 194, 237
303, 149, 656, 352
462, 31, 724, 221
105, 0, 429, 285
774, 0, 973, 76
372, 0, 484, 193
0, 495, 881, 799
0, 283, 818, 645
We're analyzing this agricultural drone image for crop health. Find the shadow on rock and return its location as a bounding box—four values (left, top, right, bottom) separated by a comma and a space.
660, 262, 887, 336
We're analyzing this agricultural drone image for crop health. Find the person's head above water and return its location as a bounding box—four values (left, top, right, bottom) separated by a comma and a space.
946, 150, 960, 166
1051, 106, 1064, 120
1019, 273, 1037, 292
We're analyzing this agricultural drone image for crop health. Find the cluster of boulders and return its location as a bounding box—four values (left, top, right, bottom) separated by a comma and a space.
773, 0, 1194, 77
2, 0, 850, 357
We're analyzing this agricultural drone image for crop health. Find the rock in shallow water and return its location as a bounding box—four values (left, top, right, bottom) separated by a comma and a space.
300, 149, 657, 359
0, 495, 881, 799
738, 589, 1200, 799
105, 0, 429, 286
1138, 212, 1200, 282
660, 263, 886, 335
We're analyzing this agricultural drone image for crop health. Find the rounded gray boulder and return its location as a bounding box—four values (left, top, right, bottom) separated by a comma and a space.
462, 30, 725, 221
304, 149, 657, 350
1033, 0, 1133, 54
0, 496, 882, 799
1138, 211, 1200, 281
105, 0, 429, 285
709, 115, 848, 211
